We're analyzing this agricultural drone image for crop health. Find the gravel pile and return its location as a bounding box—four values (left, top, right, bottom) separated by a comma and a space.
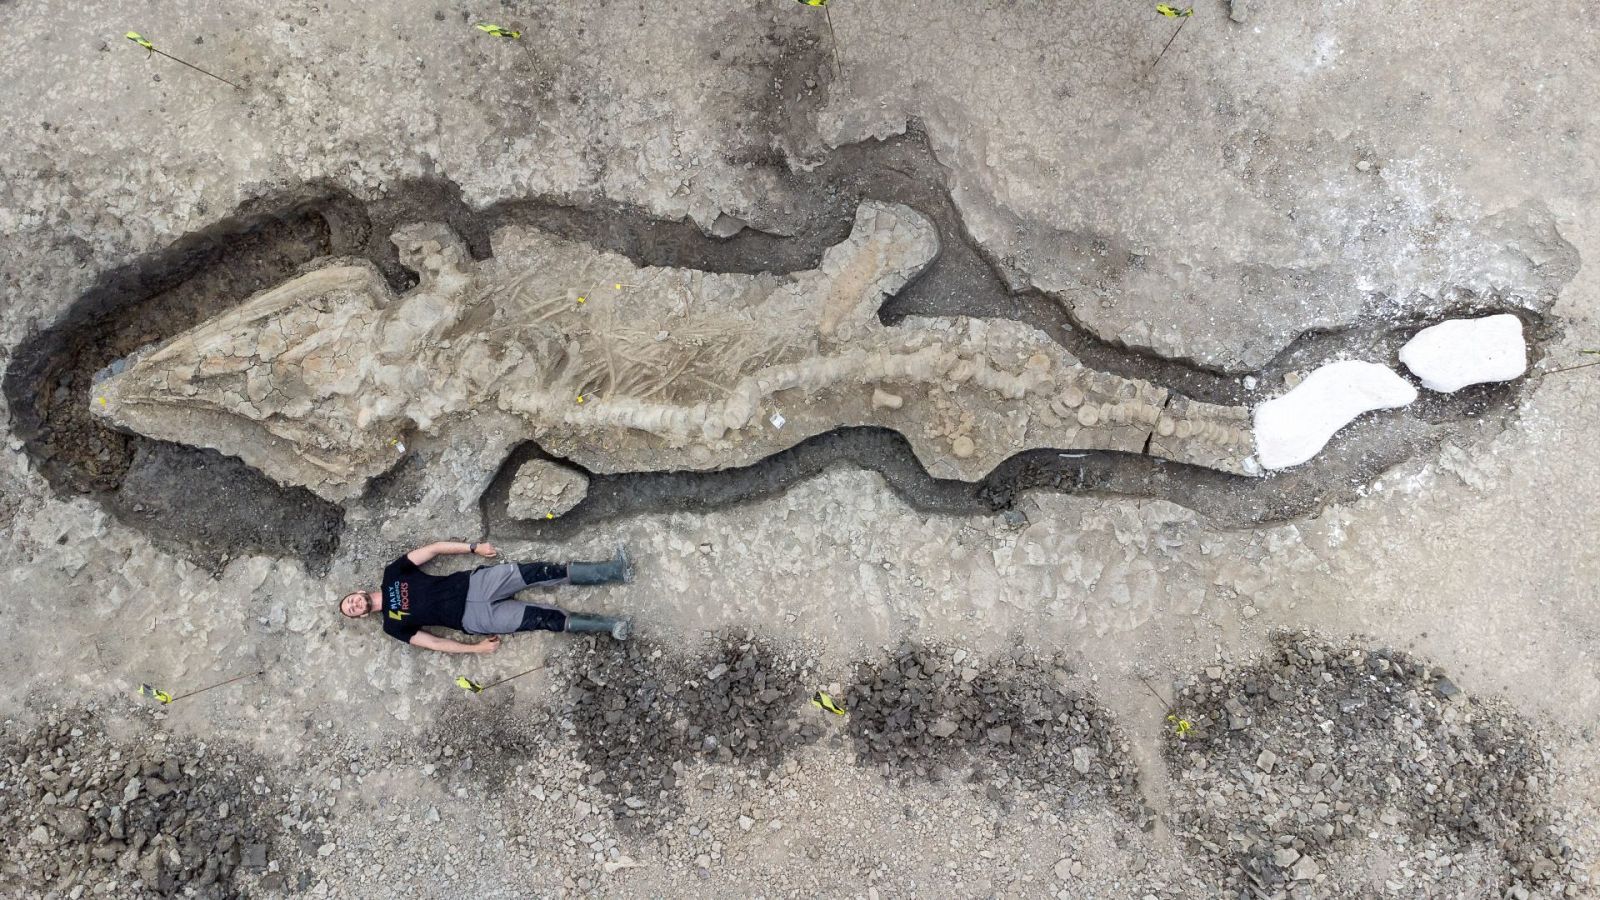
0, 706, 293, 898
563, 634, 825, 831
1164, 632, 1587, 899
845, 642, 1144, 818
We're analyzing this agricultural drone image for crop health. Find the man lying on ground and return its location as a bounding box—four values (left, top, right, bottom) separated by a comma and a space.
339, 540, 631, 653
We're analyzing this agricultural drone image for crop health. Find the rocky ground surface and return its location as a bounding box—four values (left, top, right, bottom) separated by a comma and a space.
1165, 634, 1584, 899
0, 705, 305, 898
3, 0, 1600, 897
6, 633, 1587, 898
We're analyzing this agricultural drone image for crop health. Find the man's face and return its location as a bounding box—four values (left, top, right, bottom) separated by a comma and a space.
340, 591, 379, 618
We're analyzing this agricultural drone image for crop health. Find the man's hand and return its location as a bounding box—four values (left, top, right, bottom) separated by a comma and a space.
474, 542, 498, 558
475, 635, 502, 654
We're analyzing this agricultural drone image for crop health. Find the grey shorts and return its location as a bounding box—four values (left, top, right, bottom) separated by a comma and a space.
461, 563, 566, 634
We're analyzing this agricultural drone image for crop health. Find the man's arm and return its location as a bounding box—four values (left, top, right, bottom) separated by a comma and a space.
405, 541, 498, 566
408, 633, 501, 655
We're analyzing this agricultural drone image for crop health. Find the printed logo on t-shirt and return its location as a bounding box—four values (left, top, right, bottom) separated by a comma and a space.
385, 580, 411, 621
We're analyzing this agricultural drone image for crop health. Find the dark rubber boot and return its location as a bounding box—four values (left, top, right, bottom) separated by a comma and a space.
568, 545, 632, 586
564, 613, 632, 640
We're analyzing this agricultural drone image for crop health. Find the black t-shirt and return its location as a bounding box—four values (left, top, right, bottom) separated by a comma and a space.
380, 555, 472, 643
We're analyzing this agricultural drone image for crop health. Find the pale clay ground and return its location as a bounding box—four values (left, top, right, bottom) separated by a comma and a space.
2, 0, 1599, 896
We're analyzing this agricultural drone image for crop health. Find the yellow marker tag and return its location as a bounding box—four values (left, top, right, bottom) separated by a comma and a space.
455, 676, 485, 693
126, 31, 156, 51
576, 296, 585, 304
1166, 713, 1192, 736
545, 513, 554, 520
575, 395, 585, 404
138, 684, 174, 704
474, 22, 522, 39
1156, 4, 1194, 17
810, 691, 847, 715
796, 0, 829, 7
97, 397, 107, 406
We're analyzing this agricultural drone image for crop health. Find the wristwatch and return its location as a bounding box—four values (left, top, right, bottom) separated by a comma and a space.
468, 542, 479, 554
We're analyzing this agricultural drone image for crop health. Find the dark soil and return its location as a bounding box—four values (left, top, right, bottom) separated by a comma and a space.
0, 707, 298, 898
561, 634, 825, 833
1162, 633, 1581, 897
845, 642, 1146, 821
420, 633, 828, 834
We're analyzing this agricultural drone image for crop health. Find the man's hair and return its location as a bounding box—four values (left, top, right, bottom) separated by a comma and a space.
339, 591, 366, 618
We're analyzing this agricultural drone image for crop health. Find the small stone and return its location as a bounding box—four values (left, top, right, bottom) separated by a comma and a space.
1054, 858, 1075, 880
53, 808, 89, 841
986, 725, 1011, 744
243, 844, 268, 870
1273, 847, 1301, 869
318, 843, 336, 858
29, 825, 51, 844
424, 807, 440, 824
1256, 749, 1278, 773
1356, 159, 1373, 172
871, 388, 903, 410
738, 816, 754, 832
1291, 855, 1321, 881
951, 435, 975, 459
929, 719, 959, 739
1432, 677, 1461, 700
1071, 747, 1092, 775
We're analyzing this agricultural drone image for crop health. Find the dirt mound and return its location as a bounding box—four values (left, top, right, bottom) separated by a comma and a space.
0, 706, 297, 898
563, 634, 825, 831
1163, 633, 1583, 898
845, 642, 1144, 819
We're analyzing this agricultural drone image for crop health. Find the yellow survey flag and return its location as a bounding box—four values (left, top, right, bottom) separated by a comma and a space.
125, 32, 156, 51
475, 22, 522, 39
1156, 4, 1193, 17
138, 684, 174, 704
810, 690, 847, 715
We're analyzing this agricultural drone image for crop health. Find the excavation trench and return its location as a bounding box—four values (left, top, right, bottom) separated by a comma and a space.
4, 125, 1555, 570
